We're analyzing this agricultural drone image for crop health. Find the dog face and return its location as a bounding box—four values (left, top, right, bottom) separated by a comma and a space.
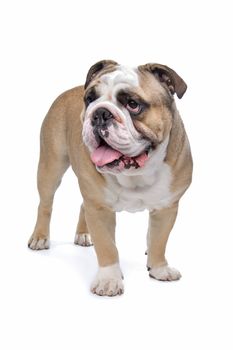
82, 60, 187, 175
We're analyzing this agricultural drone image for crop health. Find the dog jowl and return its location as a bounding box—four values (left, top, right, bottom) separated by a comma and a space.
28, 60, 193, 296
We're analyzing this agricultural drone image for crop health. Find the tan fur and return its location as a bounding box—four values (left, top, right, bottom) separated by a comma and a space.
28, 64, 192, 296
28, 86, 119, 267
137, 70, 193, 195
133, 71, 174, 143
147, 203, 178, 269
135, 71, 192, 272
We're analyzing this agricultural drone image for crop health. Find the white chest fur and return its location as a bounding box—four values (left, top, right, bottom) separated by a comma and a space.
104, 137, 176, 212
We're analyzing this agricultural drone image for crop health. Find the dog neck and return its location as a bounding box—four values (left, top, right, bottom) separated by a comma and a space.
105, 135, 170, 190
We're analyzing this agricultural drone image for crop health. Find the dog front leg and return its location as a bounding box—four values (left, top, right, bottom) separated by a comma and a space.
84, 204, 123, 296
147, 203, 181, 281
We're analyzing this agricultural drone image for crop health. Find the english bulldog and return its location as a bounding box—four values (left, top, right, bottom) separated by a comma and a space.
28, 60, 193, 296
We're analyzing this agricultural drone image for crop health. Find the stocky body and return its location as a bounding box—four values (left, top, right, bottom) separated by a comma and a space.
28, 60, 193, 296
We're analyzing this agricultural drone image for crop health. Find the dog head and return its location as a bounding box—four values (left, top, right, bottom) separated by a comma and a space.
82, 60, 187, 175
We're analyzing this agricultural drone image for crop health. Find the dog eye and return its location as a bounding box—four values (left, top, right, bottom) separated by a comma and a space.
85, 89, 98, 106
126, 100, 141, 114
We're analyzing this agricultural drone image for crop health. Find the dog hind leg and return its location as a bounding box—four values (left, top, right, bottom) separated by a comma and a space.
74, 204, 93, 246
28, 114, 70, 250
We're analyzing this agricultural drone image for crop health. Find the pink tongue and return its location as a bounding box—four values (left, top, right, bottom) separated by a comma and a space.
135, 152, 148, 167
91, 145, 122, 166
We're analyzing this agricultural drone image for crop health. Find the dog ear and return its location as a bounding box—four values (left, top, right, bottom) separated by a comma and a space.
139, 63, 187, 98
84, 60, 118, 89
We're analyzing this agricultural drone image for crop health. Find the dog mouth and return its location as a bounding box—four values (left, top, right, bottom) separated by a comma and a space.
90, 138, 152, 170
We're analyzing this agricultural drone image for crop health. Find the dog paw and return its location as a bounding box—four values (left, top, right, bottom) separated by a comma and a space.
91, 277, 124, 296
149, 265, 181, 281
74, 232, 93, 246
91, 264, 124, 296
28, 236, 50, 250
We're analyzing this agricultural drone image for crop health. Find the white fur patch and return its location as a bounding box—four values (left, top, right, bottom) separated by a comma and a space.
101, 65, 139, 89
149, 265, 181, 281
96, 65, 139, 105
91, 263, 124, 296
82, 99, 150, 157
82, 65, 145, 158
74, 232, 93, 246
28, 238, 50, 250
104, 136, 177, 212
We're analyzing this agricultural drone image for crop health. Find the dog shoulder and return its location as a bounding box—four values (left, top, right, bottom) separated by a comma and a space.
166, 111, 193, 195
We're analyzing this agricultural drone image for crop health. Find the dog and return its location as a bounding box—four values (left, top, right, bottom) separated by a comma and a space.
28, 60, 193, 296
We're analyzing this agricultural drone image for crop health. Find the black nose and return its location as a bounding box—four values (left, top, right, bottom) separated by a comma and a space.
92, 108, 113, 127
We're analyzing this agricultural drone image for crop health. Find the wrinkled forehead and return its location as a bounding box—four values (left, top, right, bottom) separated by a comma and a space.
101, 65, 139, 86
95, 65, 166, 102
94, 65, 138, 96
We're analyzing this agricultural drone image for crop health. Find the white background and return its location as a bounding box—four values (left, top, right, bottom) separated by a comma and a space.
0, 0, 232, 349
